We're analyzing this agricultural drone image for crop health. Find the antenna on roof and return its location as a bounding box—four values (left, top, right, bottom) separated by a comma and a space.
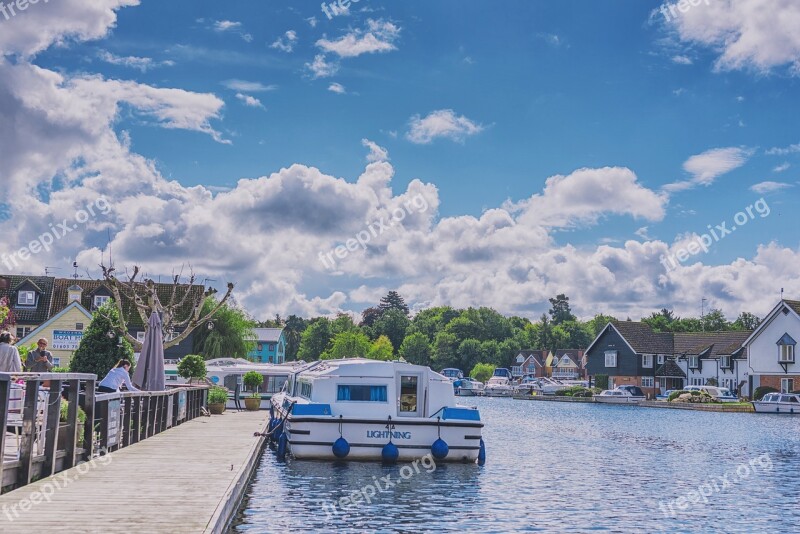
701, 297, 707, 332
72, 261, 79, 280
44, 267, 60, 276
781, 288, 785, 300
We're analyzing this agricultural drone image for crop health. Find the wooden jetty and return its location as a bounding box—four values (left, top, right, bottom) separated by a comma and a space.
0, 408, 269, 532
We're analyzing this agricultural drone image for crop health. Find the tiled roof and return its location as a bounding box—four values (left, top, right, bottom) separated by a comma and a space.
673, 331, 751, 357
0, 275, 56, 325
517, 350, 547, 367
611, 321, 674, 354
252, 328, 284, 342
656, 359, 686, 378
784, 300, 800, 316
554, 349, 584, 367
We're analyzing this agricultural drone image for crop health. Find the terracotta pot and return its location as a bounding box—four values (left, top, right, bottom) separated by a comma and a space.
208, 403, 226, 415
244, 397, 261, 411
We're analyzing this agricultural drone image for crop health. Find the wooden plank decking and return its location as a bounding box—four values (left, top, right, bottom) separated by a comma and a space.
0, 409, 270, 533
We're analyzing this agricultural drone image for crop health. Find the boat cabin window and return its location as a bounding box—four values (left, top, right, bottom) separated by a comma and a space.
399, 376, 418, 414
337, 385, 387, 402
299, 382, 313, 400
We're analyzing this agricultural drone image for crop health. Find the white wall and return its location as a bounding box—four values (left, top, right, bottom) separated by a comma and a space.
748, 308, 800, 374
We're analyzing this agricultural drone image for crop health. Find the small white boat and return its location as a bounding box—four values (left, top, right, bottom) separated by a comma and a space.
594, 385, 646, 404
684, 385, 739, 403
484, 368, 515, 397
440, 368, 464, 382
269, 359, 485, 463
514, 375, 543, 395
752, 392, 800, 414
455, 377, 484, 396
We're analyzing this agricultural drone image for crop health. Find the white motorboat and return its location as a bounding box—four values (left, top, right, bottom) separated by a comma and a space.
594, 385, 646, 404
455, 376, 484, 396
513, 375, 543, 395
164, 358, 306, 409
269, 359, 485, 463
440, 368, 464, 382
684, 385, 739, 403
484, 368, 515, 397
752, 392, 800, 414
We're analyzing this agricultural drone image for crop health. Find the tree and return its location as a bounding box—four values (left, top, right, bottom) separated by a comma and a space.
192, 297, 256, 359
282, 315, 307, 361
322, 331, 371, 359
331, 313, 359, 335
458, 339, 483, 373
177, 355, 207, 381
297, 319, 332, 361
378, 291, 410, 316
369, 335, 394, 361
587, 314, 617, 336
371, 309, 410, 350
359, 307, 383, 328
100, 264, 235, 351
399, 333, 432, 365
470, 363, 495, 383
548, 294, 576, 325
70, 301, 135, 379
733, 312, 761, 331
701, 309, 729, 332
0, 297, 15, 332
432, 331, 459, 370
557, 321, 593, 348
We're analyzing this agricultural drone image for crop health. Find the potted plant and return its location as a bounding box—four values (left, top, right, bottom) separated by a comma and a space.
58, 400, 87, 450
242, 371, 264, 411
208, 386, 228, 414
177, 354, 208, 385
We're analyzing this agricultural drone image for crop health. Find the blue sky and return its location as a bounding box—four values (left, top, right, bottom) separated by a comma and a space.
1, 0, 799, 320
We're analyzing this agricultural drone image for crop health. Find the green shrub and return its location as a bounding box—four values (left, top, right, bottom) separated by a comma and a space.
753, 386, 779, 401
51, 366, 70, 373
594, 375, 609, 390
243, 371, 264, 397
668, 390, 688, 402
59, 401, 87, 445
177, 355, 207, 381
208, 386, 228, 405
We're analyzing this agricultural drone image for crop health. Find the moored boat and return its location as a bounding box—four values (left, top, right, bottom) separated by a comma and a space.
594, 385, 646, 404
455, 376, 484, 396
752, 392, 800, 414
484, 368, 515, 397
684, 385, 739, 403
269, 359, 485, 463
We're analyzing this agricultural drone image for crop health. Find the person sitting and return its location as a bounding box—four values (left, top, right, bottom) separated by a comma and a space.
97, 359, 140, 393
0, 331, 22, 372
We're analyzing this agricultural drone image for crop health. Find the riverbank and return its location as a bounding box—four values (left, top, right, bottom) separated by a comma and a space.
511, 395, 756, 412
0, 410, 269, 533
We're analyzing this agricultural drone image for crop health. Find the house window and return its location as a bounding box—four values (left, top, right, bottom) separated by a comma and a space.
780, 345, 795, 363
780, 378, 795, 394
689, 356, 699, 369
16, 327, 32, 340
720, 356, 731, 369
642, 354, 653, 368
337, 385, 387, 402
657, 355, 665, 365
269, 344, 276, 351
257, 343, 263, 351
76, 323, 84, 331
93, 295, 111, 309
642, 377, 654, 388
604, 350, 617, 367
18, 291, 35, 306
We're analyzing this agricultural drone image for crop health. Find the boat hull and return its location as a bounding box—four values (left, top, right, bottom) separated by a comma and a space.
752, 402, 800, 414
276, 412, 483, 462
483, 387, 514, 397
456, 388, 481, 397
594, 396, 644, 404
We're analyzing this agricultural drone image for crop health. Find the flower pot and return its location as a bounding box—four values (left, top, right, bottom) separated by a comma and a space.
244, 397, 261, 411
208, 403, 226, 415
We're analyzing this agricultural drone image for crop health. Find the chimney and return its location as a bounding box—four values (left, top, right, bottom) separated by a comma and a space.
68, 284, 83, 303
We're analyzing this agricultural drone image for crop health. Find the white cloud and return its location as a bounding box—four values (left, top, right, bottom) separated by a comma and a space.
750, 181, 793, 194
362, 139, 388, 162
672, 55, 693, 65
316, 19, 400, 58
662, 0, 800, 75
98, 50, 174, 72
212, 20, 252, 42
235, 93, 265, 109
270, 30, 298, 53
664, 147, 752, 192
766, 143, 800, 156
406, 109, 484, 144
773, 162, 791, 173
328, 82, 346, 94
222, 79, 277, 92
306, 54, 339, 78
635, 227, 651, 240
306, 17, 318, 28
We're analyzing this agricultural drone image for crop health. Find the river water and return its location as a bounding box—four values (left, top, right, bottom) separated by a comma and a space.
230, 398, 800, 533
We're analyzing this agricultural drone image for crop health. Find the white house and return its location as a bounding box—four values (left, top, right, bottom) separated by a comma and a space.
743, 299, 800, 394
673, 331, 751, 395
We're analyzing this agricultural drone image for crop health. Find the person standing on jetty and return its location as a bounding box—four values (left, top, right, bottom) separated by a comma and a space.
98, 359, 140, 393
26, 338, 54, 372
0, 331, 22, 372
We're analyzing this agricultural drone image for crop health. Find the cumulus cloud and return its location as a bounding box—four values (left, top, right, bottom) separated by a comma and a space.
328, 82, 346, 94
766, 143, 800, 156
306, 54, 339, 78
362, 139, 388, 162
270, 30, 298, 53
212, 20, 252, 42
661, 0, 800, 75
750, 181, 793, 194
406, 109, 484, 144
235, 93, 265, 109
316, 19, 400, 58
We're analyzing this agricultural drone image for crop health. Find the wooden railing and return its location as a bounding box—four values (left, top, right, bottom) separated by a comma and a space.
1, 372, 208, 493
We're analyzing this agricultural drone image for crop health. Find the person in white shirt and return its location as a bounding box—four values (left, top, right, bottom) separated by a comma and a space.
0, 331, 22, 372
97, 359, 140, 393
